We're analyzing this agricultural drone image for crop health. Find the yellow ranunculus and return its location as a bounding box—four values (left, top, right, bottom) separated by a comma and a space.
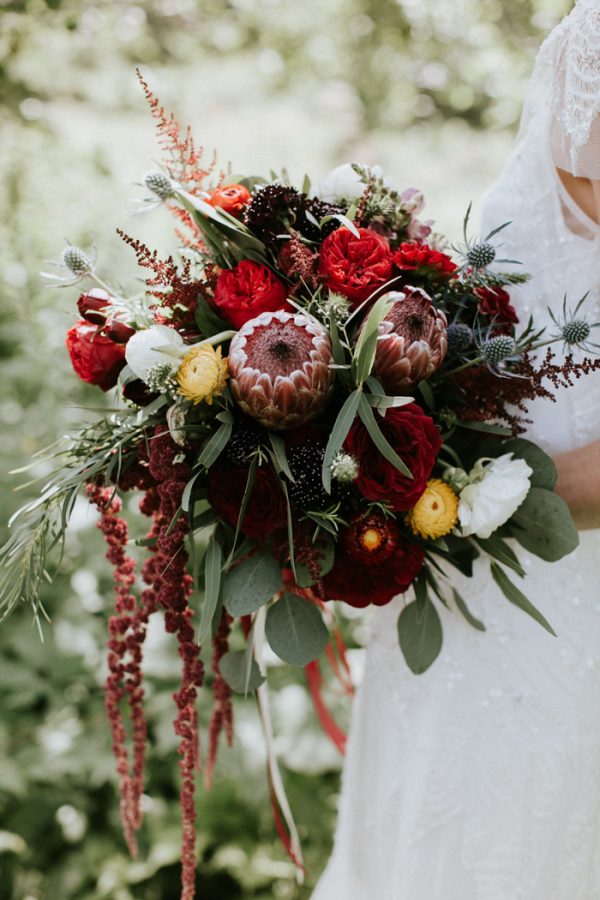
408, 478, 458, 540
177, 343, 228, 405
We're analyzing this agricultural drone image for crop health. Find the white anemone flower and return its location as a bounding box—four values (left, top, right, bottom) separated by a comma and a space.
458, 453, 532, 539
125, 325, 185, 383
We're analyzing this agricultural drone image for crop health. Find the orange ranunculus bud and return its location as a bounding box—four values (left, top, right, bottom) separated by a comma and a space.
208, 183, 251, 217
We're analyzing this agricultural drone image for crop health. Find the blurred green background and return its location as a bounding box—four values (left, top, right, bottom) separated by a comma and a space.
0, 0, 570, 897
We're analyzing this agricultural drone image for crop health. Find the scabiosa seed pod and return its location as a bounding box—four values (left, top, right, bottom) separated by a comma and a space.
62, 245, 93, 276
222, 424, 265, 466
562, 319, 591, 345
228, 310, 335, 430
480, 334, 516, 365
144, 170, 175, 200
366, 288, 448, 393
466, 241, 496, 269
447, 322, 473, 356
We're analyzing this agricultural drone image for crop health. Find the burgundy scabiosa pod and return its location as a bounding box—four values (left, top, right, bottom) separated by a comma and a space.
228, 309, 335, 430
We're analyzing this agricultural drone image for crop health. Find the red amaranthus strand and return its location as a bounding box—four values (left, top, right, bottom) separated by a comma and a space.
205, 609, 234, 788
146, 428, 204, 900
86, 483, 155, 856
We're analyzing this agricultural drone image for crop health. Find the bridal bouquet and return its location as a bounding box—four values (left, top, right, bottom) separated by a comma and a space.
2, 74, 600, 897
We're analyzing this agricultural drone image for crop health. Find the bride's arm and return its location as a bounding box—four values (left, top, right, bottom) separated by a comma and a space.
554, 441, 600, 530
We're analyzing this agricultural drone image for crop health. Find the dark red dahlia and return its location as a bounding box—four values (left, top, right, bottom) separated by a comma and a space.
207, 463, 287, 539
344, 403, 442, 511
323, 513, 424, 607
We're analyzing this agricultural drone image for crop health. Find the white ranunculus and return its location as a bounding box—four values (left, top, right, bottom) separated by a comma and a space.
125, 325, 184, 382
313, 163, 394, 204
458, 453, 532, 539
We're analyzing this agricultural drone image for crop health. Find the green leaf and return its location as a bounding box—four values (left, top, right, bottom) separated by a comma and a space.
194, 297, 230, 338
366, 393, 413, 411
417, 380, 435, 410
222, 550, 282, 616
268, 433, 294, 481
457, 420, 513, 437
397, 595, 443, 674
474, 534, 525, 577
319, 213, 360, 237
181, 471, 204, 513
329, 314, 346, 367
500, 438, 557, 490
219, 650, 265, 694
322, 389, 362, 492
452, 589, 486, 631
357, 394, 412, 478
227, 456, 258, 560
197, 422, 233, 469
197, 538, 222, 645
490, 562, 556, 635
265, 593, 329, 666
351, 293, 392, 385
510, 487, 579, 562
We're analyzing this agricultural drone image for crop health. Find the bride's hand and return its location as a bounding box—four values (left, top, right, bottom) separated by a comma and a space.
554, 440, 600, 530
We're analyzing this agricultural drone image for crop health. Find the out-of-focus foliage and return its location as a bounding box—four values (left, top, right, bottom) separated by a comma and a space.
0, 0, 571, 897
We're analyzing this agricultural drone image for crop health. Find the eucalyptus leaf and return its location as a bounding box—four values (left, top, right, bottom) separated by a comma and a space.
510, 487, 579, 562
475, 534, 525, 577
352, 294, 392, 385
194, 297, 229, 338
491, 562, 556, 635
222, 550, 282, 616
357, 394, 412, 478
219, 650, 265, 694
397, 595, 443, 674
268, 433, 294, 481
457, 420, 513, 437
500, 438, 557, 490
197, 538, 222, 645
197, 422, 233, 469
452, 589, 486, 631
265, 593, 329, 666
417, 380, 435, 410
322, 389, 362, 492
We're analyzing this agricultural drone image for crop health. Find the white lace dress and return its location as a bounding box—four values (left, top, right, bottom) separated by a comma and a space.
313, 3, 600, 898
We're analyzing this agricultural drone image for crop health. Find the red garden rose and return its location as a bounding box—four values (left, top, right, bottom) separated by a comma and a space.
318, 226, 394, 306
323, 519, 425, 607
393, 242, 457, 281
207, 463, 287, 539
77, 288, 112, 324
208, 183, 252, 217
345, 403, 442, 511
66, 321, 127, 391
212, 260, 289, 329
475, 286, 519, 325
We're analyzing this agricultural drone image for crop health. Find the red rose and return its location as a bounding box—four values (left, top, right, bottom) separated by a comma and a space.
77, 288, 112, 324
207, 463, 287, 539
345, 403, 442, 511
323, 537, 424, 607
393, 242, 457, 281
103, 319, 136, 343
475, 286, 519, 325
66, 321, 127, 391
318, 227, 394, 307
209, 183, 252, 217
212, 260, 289, 329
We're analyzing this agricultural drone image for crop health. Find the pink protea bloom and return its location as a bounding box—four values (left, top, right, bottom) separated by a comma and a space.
228, 310, 334, 430
370, 288, 448, 393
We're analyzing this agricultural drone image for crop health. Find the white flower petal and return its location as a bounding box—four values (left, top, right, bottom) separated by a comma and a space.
313, 163, 394, 204
125, 325, 184, 381
458, 453, 532, 539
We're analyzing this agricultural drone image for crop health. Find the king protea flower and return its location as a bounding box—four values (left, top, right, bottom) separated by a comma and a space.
228, 310, 334, 430
369, 288, 447, 392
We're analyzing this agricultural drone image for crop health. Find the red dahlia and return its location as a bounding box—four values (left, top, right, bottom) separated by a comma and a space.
212, 259, 289, 329
207, 463, 287, 539
323, 513, 424, 607
318, 226, 394, 307
66, 321, 127, 391
345, 403, 442, 511
393, 242, 457, 281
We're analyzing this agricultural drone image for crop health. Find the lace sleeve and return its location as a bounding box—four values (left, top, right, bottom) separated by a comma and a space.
551, 0, 600, 178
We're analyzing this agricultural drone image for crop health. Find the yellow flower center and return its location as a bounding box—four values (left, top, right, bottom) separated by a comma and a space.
361, 528, 383, 552
177, 343, 228, 405
407, 478, 459, 540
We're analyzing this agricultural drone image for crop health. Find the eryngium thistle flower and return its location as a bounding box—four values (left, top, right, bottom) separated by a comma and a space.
228, 310, 334, 430
466, 241, 496, 269
368, 288, 448, 392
